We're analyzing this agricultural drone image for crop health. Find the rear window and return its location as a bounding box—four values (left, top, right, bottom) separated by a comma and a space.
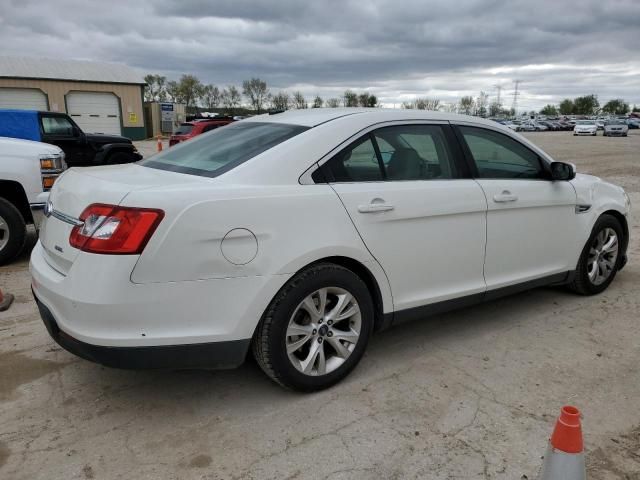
141, 122, 309, 177
174, 123, 194, 135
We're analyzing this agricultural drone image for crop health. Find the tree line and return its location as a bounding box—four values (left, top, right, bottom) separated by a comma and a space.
539, 95, 638, 117
146, 74, 639, 118
144, 74, 379, 114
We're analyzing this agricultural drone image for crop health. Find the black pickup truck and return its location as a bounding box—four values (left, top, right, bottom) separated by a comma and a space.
0, 109, 141, 167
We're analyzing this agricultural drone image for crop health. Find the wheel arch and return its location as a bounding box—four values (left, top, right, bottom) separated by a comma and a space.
257, 255, 392, 336
306, 256, 389, 332
602, 209, 629, 253
0, 180, 32, 223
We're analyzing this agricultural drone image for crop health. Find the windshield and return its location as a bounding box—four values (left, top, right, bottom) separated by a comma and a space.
141, 121, 309, 177
576, 120, 595, 125
605, 120, 625, 125
174, 123, 194, 135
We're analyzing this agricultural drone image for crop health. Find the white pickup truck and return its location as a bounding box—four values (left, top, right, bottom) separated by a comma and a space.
0, 137, 66, 265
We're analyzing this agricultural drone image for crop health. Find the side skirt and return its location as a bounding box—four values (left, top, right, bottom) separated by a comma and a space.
384, 271, 572, 328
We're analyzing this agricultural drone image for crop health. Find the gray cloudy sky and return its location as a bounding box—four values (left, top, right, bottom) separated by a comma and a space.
2, 0, 640, 110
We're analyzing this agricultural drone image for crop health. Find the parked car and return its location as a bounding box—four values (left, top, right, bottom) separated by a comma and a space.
574, 120, 598, 136
0, 136, 66, 264
503, 121, 521, 132
626, 119, 639, 129
31, 109, 630, 391
603, 120, 629, 137
539, 121, 559, 131
524, 122, 548, 131
0, 110, 141, 167
169, 117, 234, 146
595, 120, 605, 131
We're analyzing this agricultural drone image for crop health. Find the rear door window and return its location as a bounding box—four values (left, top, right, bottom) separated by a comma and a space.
316, 124, 456, 182
320, 136, 384, 182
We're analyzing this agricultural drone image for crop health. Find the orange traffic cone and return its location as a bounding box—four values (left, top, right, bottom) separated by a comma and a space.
157, 134, 163, 152
0, 288, 14, 312
537, 405, 586, 480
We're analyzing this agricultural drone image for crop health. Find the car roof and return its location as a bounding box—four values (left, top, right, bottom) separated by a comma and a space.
243, 108, 503, 128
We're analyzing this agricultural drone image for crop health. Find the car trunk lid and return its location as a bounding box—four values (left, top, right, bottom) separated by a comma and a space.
39, 164, 207, 274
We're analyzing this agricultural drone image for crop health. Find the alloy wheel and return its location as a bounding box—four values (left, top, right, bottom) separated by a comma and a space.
286, 287, 361, 376
0, 214, 9, 252
587, 227, 618, 286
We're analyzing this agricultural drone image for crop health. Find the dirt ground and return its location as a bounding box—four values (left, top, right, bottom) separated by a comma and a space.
1, 131, 639, 479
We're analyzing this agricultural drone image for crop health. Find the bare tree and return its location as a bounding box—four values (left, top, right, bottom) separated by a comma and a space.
242, 77, 270, 114
201, 85, 221, 110
442, 103, 458, 113
459, 96, 475, 115
312, 95, 323, 108
476, 91, 489, 117
271, 91, 290, 110
407, 98, 440, 110
176, 75, 204, 112
221, 86, 242, 113
343, 90, 358, 107
144, 74, 167, 102
357, 93, 378, 108
325, 98, 341, 108
166, 80, 183, 104
489, 101, 501, 117
292, 91, 307, 109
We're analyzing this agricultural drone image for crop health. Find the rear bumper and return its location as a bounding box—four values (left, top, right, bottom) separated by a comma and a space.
34, 292, 250, 369
30, 240, 288, 366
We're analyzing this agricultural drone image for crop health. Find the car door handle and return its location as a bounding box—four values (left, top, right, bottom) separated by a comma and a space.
493, 191, 518, 203
358, 201, 395, 213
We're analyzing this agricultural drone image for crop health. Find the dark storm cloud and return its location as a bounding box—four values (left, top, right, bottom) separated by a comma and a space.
2, 0, 639, 109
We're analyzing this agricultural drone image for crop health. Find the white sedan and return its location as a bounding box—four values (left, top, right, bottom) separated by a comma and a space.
31, 109, 630, 391
574, 120, 598, 136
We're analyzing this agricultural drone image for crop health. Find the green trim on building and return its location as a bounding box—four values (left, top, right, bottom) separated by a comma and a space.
122, 126, 146, 141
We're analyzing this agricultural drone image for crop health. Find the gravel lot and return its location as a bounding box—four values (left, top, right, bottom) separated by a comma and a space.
1, 131, 639, 479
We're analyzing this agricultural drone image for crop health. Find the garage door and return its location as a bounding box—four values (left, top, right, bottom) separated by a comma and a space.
0, 88, 48, 110
66, 92, 121, 135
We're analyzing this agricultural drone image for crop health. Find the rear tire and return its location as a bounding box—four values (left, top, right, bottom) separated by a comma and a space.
0, 198, 27, 266
568, 214, 624, 295
252, 263, 374, 391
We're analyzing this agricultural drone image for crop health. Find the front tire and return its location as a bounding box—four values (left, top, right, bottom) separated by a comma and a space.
252, 263, 374, 391
0, 197, 27, 266
569, 214, 624, 295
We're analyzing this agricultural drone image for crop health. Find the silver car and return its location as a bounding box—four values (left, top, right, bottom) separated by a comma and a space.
603, 120, 629, 137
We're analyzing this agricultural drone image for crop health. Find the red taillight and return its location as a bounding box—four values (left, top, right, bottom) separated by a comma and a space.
69, 204, 164, 254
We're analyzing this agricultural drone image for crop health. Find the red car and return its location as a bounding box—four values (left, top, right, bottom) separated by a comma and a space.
169, 118, 234, 146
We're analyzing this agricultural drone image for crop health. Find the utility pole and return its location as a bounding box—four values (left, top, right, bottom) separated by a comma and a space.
511, 80, 522, 116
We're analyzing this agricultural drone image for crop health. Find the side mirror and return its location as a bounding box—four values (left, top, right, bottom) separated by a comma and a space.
550, 161, 576, 181
72, 126, 82, 137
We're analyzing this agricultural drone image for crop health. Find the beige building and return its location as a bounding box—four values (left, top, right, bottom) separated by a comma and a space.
0, 56, 147, 140
144, 101, 187, 138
